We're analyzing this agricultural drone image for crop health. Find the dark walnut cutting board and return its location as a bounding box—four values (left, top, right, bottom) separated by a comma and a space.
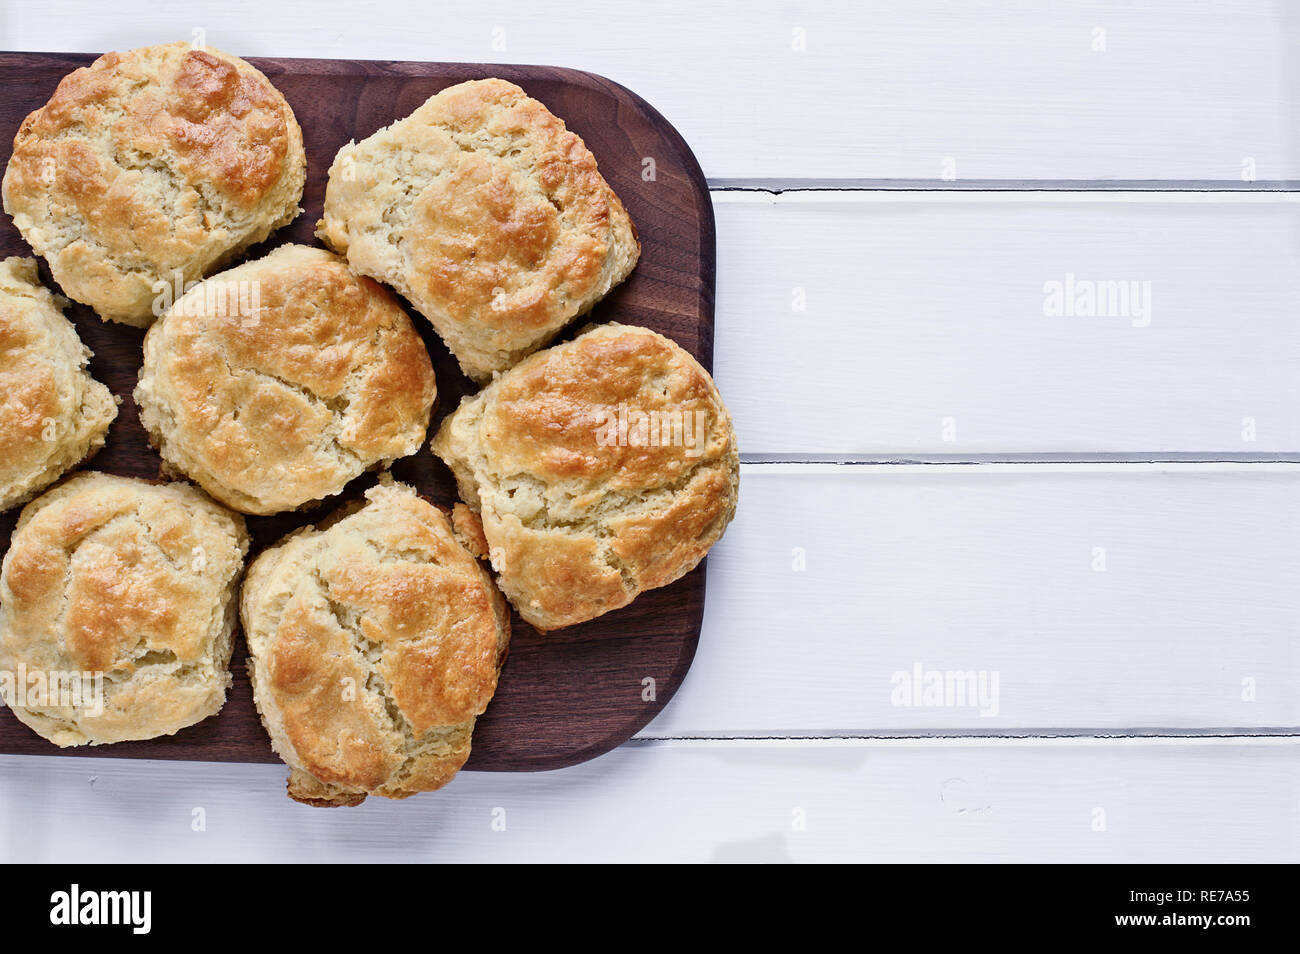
0, 52, 715, 771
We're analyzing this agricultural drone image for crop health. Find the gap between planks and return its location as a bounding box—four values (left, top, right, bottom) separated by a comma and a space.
736, 460, 1300, 474
628, 734, 1300, 748
707, 180, 1300, 197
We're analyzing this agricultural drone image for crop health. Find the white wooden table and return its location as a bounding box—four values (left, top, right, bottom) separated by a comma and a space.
1, 0, 1297, 863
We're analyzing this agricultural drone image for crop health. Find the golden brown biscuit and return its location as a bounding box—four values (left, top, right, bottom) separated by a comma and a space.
0, 258, 116, 510
0, 473, 249, 746
2, 42, 306, 326
317, 78, 639, 381
240, 478, 510, 807
432, 323, 739, 631
135, 244, 437, 515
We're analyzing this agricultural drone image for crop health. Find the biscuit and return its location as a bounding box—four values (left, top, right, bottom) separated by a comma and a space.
432, 323, 739, 630
240, 478, 510, 807
135, 244, 437, 515
0, 473, 248, 746
0, 258, 116, 511
2, 42, 306, 326
317, 78, 639, 381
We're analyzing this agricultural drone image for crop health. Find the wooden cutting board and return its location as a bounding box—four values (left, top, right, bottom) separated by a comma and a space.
0, 52, 716, 772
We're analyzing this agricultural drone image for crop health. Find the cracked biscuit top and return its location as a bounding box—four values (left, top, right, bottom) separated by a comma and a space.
0, 257, 117, 511
134, 244, 437, 515
432, 323, 739, 631
2, 42, 306, 326
240, 478, 510, 807
0, 472, 249, 746
316, 78, 639, 381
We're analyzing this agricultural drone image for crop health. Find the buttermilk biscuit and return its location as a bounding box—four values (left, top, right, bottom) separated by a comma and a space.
2, 42, 306, 326
135, 244, 437, 515
317, 78, 639, 381
0, 473, 248, 746
432, 323, 739, 631
240, 479, 510, 807
0, 258, 116, 510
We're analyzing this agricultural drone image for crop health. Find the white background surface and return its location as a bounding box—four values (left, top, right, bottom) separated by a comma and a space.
1, 0, 1297, 863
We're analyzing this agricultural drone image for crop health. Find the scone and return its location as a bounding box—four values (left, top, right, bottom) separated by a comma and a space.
2, 42, 306, 326
432, 323, 739, 631
0, 258, 116, 510
135, 244, 436, 515
0, 473, 248, 746
317, 78, 639, 381
240, 478, 510, 807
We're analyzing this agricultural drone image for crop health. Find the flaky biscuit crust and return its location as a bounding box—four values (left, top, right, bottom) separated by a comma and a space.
317, 78, 639, 381
433, 323, 739, 630
2, 42, 306, 325
240, 479, 510, 807
0, 258, 116, 510
0, 473, 248, 745
135, 244, 436, 515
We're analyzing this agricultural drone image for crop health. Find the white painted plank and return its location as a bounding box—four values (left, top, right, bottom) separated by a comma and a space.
3, 0, 1297, 181
715, 193, 1300, 456
640, 465, 1300, 736
0, 741, 1293, 862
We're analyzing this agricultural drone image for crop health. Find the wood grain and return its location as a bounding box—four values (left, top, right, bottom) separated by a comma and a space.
0, 52, 716, 771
